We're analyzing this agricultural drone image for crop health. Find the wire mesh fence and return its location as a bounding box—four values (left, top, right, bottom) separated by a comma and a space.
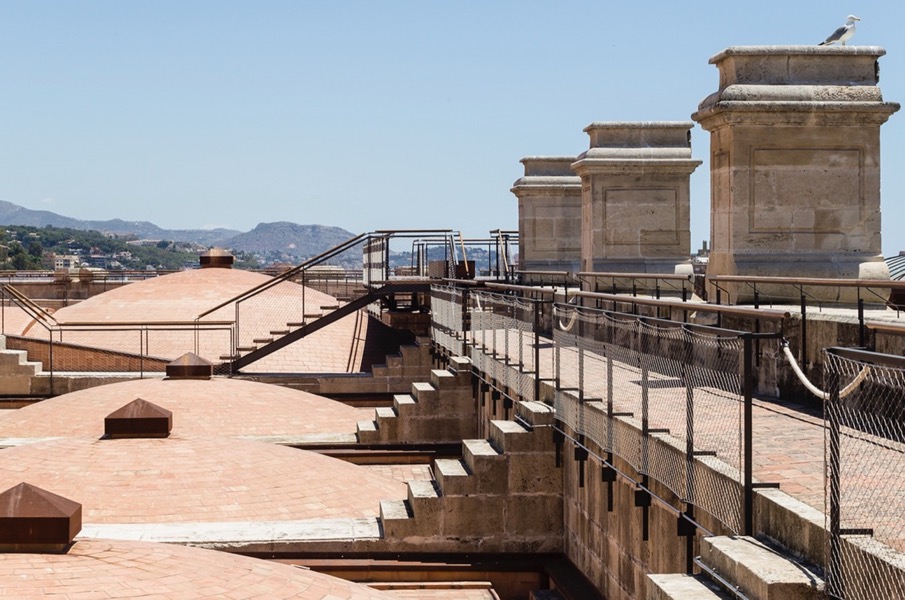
552, 302, 748, 534
824, 348, 905, 600
430, 284, 467, 357
467, 290, 543, 404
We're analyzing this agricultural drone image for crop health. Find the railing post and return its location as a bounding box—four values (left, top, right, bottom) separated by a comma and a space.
534, 299, 541, 404
683, 324, 695, 516
826, 354, 843, 599
800, 291, 808, 370
743, 334, 754, 536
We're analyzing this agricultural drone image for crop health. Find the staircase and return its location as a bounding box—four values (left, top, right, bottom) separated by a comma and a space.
378, 399, 563, 554
357, 356, 476, 444
0, 336, 48, 396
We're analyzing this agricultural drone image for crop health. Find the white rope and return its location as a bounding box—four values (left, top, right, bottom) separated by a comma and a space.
554, 296, 579, 332
781, 342, 871, 400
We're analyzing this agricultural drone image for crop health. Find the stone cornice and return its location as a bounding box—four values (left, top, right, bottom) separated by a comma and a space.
570, 158, 702, 177
693, 101, 900, 130
510, 178, 582, 197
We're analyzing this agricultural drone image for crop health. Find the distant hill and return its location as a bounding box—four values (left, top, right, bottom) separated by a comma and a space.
0, 201, 358, 264
0, 200, 240, 245
220, 222, 357, 259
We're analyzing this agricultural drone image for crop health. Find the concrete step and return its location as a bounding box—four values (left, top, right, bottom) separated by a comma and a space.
411, 381, 438, 402
430, 369, 459, 389
373, 406, 399, 440
378, 498, 414, 537
0, 349, 44, 377
393, 394, 417, 416
434, 458, 473, 495
356, 419, 378, 443
448, 355, 472, 373
701, 536, 824, 600
400, 343, 429, 366
0, 349, 29, 366
252, 337, 274, 344
488, 419, 535, 453
647, 574, 730, 600
236, 345, 257, 352
461, 438, 506, 489
406, 480, 442, 522
269, 329, 290, 336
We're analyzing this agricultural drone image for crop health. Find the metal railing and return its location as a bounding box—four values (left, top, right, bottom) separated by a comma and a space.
431, 281, 785, 537
550, 302, 780, 535
1, 297, 234, 391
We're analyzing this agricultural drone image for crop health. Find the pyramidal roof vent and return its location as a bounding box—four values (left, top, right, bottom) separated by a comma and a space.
0, 482, 82, 553
166, 352, 213, 379
199, 247, 234, 269
104, 398, 173, 438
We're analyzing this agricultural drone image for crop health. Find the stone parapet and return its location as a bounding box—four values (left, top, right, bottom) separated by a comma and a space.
572, 122, 701, 281
511, 156, 582, 276
693, 46, 900, 303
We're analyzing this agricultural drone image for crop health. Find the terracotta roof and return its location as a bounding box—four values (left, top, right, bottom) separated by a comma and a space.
0, 437, 406, 524
0, 377, 365, 439
17, 268, 368, 373
0, 537, 394, 599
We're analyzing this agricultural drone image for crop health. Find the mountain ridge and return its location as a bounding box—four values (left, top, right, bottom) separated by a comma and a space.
0, 200, 357, 260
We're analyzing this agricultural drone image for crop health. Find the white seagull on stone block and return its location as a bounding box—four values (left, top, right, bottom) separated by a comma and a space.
819, 15, 860, 46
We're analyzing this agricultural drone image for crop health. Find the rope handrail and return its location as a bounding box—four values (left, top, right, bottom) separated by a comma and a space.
781, 340, 870, 400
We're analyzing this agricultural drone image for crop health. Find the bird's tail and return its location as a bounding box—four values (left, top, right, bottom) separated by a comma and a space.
818, 41, 828, 46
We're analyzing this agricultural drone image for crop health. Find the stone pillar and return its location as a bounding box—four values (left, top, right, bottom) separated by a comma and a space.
572, 122, 701, 279
692, 46, 899, 303
510, 157, 582, 278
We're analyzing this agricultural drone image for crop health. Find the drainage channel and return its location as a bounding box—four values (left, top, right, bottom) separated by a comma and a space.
259, 553, 605, 600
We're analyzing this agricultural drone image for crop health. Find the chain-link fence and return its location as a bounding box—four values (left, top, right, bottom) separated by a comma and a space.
552, 302, 754, 535
466, 290, 545, 404
430, 284, 467, 357
824, 348, 905, 600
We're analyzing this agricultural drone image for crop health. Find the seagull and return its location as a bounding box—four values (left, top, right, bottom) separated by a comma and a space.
819, 15, 860, 46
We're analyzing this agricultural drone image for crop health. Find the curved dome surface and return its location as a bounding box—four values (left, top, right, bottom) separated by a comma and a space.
0, 377, 365, 439
0, 538, 393, 599
17, 268, 373, 373
0, 436, 405, 523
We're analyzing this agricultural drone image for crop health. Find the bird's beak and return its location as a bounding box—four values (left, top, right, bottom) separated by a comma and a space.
853, 16, 861, 21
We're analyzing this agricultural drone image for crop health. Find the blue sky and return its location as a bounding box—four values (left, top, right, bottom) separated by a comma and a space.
1, 1, 904, 255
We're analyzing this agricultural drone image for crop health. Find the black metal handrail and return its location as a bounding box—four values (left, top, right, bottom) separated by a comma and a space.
195, 232, 369, 320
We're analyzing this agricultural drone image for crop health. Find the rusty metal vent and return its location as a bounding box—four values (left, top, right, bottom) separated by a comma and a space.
0, 482, 82, 553
166, 352, 213, 379
104, 398, 173, 438
199, 247, 234, 268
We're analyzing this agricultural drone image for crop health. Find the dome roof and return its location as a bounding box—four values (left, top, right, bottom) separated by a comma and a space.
0, 538, 393, 599
0, 377, 364, 440
16, 268, 371, 373
0, 436, 405, 524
